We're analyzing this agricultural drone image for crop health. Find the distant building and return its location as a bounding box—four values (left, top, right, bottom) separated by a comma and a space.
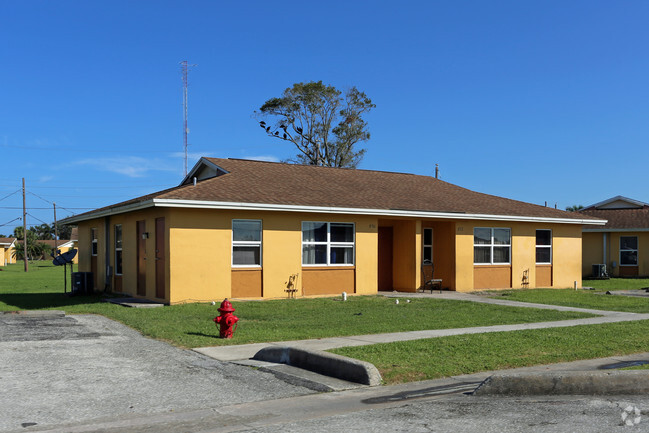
579, 196, 649, 277
0, 237, 17, 266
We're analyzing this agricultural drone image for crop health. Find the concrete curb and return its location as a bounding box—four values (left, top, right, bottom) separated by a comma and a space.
252, 346, 382, 386
473, 371, 649, 396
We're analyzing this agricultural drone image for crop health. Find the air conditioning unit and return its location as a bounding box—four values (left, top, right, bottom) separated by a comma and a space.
592, 264, 607, 278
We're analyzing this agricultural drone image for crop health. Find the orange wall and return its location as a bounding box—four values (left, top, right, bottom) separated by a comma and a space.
302, 268, 355, 295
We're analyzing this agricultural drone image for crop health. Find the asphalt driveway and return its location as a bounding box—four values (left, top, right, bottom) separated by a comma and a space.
0, 312, 314, 432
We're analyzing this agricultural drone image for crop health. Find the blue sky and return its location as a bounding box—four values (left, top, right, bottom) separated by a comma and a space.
2, 0, 648, 235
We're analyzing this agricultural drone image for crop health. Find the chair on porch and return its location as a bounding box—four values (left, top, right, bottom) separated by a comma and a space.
421, 259, 443, 293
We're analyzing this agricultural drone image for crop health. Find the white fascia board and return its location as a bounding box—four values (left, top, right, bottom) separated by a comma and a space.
583, 195, 648, 210
152, 199, 607, 225
55, 240, 74, 248
61, 199, 156, 224
583, 228, 649, 233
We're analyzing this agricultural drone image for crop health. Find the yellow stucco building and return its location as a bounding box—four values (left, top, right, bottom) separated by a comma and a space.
579, 196, 649, 278
0, 237, 17, 266
62, 158, 604, 304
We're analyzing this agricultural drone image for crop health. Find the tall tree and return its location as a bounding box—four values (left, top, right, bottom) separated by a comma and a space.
56, 223, 73, 240
256, 81, 375, 168
565, 205, 584, 212
11, 227, 50, 261
32, 223, 54, 240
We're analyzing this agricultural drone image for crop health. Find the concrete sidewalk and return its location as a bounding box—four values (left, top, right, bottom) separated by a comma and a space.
194, 291, 649, 362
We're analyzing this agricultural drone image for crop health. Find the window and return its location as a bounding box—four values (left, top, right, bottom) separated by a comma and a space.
536, 229, 552, 264
91, 228, 98, 256
114, 225, 122, 275
474, 227, 511, 264
302, 222, 354, 266
620, 236, 638, 266
232, 220, 262, 266
423, 228, 433, 262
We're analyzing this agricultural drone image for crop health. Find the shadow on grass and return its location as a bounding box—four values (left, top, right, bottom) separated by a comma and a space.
0, 293, 105, 310
186, 331, 220, 340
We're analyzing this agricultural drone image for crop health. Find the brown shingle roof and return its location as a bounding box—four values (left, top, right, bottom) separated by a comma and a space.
0, 237, 17, 245
65, 157, 604, 223
578, 208, 649, 230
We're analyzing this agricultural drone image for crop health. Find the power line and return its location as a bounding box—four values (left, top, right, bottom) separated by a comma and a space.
0, 144, 177, 154
0, 184, 171, 189
26, 212, 49, 225
28, 191, 54, 205
0, 206, 93, 210
0, 217, 21, 227
0, 190, 21, 203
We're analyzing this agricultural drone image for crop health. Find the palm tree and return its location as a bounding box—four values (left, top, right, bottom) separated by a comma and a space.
11, 231, 51, 262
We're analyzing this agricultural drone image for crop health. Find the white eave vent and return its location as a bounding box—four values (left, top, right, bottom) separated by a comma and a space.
181, 158, 229, 186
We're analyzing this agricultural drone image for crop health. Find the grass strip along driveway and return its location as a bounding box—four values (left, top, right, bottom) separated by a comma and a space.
488, 279, 649, 313
1, 263, 593, 349
331, 319, 649, 384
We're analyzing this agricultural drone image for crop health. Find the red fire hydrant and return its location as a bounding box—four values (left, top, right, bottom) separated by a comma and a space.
213, 298, 239, 339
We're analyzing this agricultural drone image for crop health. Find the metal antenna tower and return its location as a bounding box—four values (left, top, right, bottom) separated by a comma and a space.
180, 60, 196, 177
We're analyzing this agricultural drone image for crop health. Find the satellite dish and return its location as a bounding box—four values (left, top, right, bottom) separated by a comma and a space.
52, 249, 77, 266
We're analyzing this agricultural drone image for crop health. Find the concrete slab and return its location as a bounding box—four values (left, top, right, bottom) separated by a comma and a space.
194, 342, 274, 361
104, 297, 164, 308
606, 289, 649, 298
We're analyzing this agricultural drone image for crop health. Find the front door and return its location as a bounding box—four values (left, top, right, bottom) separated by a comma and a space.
136, 220, 146, 296
155, 217, 165, 299
378, 227, 393, 291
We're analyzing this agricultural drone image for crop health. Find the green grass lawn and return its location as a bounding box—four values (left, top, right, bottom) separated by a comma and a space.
1, 262, 594, 348
488, 285, 649, 313
332, 320, 649, 384
582, 278, 649, 291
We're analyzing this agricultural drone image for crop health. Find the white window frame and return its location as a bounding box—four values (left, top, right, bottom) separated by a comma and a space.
302, 222, 355, 267
231, 219, 262, 267
535, 229, 552, 265
474, 227, 511, 265
114, 224, 122, 276
620, 236, 638, 266
423, 228, 433, 263
91, 228, 98, 256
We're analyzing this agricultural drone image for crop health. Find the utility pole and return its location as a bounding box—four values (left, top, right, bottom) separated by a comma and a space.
53, 202, 58, 255
22, 178, 28, 272
181, 60, 196, 177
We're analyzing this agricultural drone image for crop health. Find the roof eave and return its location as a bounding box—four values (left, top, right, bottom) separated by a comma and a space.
153, 199, 607, 225
583, 195, 649, 210
61, 198, 607, 226
60, 199, 156, 224
583, 227, 649, 232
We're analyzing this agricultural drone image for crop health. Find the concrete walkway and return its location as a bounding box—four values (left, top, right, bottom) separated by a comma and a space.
195, 291, 649, 362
